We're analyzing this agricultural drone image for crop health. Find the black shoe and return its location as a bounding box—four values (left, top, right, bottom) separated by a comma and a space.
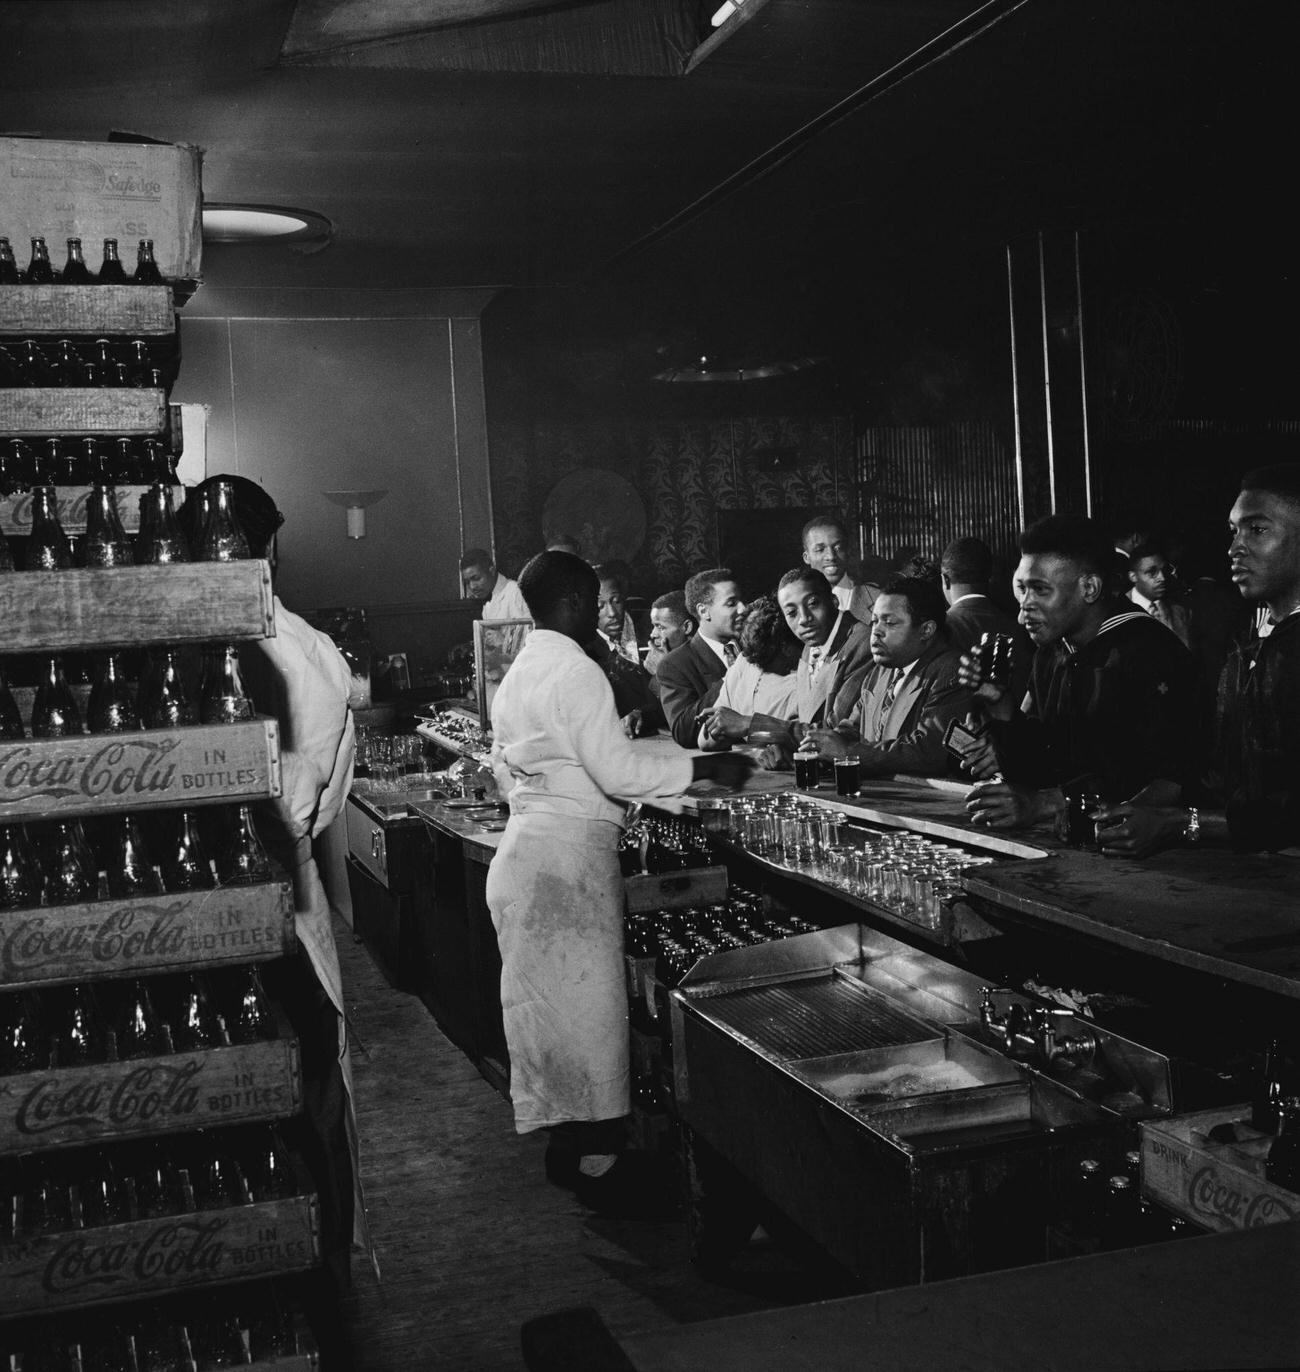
544, 1139, 581, 1190
573, 1151, 676, 1220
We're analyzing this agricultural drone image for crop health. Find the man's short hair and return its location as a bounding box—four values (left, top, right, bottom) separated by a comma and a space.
1019, 514, 1114, 581
777, 566, 834, 602
800, 512, 848, 545
517, 551, 598, 619
651, 590, 694, 627
1128, 538, 1169, 565
592, 563, 627, 596
459, 547, 494, 574
1241, 464, 1300, 509
684, 568, 736, 617
881, 575, 948, 628
940, 536, 993, 584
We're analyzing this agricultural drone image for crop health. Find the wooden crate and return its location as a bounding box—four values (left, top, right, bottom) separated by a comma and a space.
0, 485, 184, 536
1140, 1105, 1299, 1234
0, 561, 274, 652
0, 717, 282, 823
624, 865, 728, 915
0, 1036, 303, 1155
0, 876, 294, 989
0, 284, 175, 338
0, 1193, 319, 1315
0, 388, 167, 437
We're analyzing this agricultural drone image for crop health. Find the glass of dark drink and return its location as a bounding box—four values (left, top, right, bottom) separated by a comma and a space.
1065, 790, 1101, 849
794, 752, 819, 789
977, 632, 1016, 686
834, 757, 861, 797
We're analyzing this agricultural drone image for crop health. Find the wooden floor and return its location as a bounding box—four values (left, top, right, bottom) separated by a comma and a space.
333, 918, 849, 1371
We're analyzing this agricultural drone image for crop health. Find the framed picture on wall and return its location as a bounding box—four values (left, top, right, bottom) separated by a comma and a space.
473, 618, 532, 723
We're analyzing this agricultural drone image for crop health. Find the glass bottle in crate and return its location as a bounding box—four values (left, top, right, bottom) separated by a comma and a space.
96, 237, 127, 284
0, 824, 40, 908
136, 482, 190, 564
0, 991, 46, 1075
24, 236, 54, 284
133, 238, 164, 285
216, 804, 273, 885
43, 819, 100, 905
82, 484, 135, 567
172, 975, 227, 1051
0, 665, 23, 737
115, 979, 170, 1059
105, 815, 163, 899
87, 651, 141, 733
0, 235, 19, 283
59, 983, 105, 1066
198, 479, 251, 561
201, 644, 254, 724
26, 486, 73, 569
229, 967, 271, 1043
31, 654, 82, 737
59, 236, 93, 284
160, 809, 215, 891
140, 647, 198, 728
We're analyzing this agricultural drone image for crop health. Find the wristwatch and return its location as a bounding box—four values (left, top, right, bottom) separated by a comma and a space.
1183, 807, 1201, 845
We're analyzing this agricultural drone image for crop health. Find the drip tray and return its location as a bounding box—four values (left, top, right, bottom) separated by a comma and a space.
687, 973, 938, 1060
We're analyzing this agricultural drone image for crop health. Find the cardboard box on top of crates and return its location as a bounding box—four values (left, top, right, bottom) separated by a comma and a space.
2, 135, 202, 289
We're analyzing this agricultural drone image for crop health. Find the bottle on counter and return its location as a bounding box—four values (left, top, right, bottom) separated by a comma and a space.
26, 486, 73, 570
81, 483, 135, 567
23, 236, 54, 284
96, 237, 127, 285
59, 236, 93, 284
31, 654, 83, 737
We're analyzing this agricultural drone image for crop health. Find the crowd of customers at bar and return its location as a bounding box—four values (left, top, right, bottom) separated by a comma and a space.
463, 461, 1300, 858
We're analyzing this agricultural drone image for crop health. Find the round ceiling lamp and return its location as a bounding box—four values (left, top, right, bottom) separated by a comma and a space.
201, 204, 334, 247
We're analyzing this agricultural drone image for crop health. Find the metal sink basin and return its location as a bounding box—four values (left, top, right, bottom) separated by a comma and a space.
791, 1033, 1019, 1107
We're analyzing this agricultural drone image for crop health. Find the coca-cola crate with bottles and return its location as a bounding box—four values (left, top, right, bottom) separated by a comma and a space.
1, 483, 186, 537
0, 970, 303, 1154
0, 1126, 320, 1316
0, 562, 275, 651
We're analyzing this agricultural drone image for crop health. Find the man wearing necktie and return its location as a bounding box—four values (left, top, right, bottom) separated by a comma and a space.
657, 568, 747, 747
805, 576, 972, 776
1126, 541, 1192, 649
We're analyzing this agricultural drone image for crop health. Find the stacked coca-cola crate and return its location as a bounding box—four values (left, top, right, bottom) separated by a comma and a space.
1, 142, 323, 1370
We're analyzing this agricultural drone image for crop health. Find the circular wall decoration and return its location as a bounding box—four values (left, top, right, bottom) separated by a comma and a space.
542, 469, 646, 565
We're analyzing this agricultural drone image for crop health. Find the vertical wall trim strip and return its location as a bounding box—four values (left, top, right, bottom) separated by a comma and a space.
1074, 229, 1092, 517
1037, 231, 1056, 515
1006, 244, 1026, 530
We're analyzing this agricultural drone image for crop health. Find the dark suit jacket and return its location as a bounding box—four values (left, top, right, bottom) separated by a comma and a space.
796, 613, 875, 727
944, 595, 1021, 654
657, 635, 727, 747
842, 638, 973, 777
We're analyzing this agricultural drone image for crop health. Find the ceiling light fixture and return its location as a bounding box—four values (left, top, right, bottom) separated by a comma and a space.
202, 204, 334, 246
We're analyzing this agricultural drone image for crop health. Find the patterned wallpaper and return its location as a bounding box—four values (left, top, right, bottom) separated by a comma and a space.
490, 413, 852, 595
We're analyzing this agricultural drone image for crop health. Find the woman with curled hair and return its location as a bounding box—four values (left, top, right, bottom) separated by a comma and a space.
698, 594, 802, 749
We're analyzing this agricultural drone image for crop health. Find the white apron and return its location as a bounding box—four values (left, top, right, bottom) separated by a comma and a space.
486, 811, 628, 1132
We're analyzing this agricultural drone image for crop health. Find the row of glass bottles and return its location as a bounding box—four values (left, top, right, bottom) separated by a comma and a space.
0, 337, 171, 390
4, 436, 180, 489
2, 1124, 294, 1241
0, 1279, 305, 1372
0, 236, 162, 286
0, 806, 274, 910
0, 478, 248, 571
0, 647, 255, 737
0, 967, 274, 1074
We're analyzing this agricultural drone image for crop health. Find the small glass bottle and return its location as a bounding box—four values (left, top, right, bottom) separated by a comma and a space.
0, 236, 20, 284
43, 820, 99, 905
136, 482, 190, 564
1266, 1098, 1300, 1191
82, 484, 135, 567
228, 967, 271, 1044
104, 815, 163, 899
87, 651, 141, 734
59, 983, 103, 1066
160, 809, 215, 892
0, 664, 23, 737
59, 237, 92, 284
198, 479, 251, 561
201, 644, 254, 724
31, 655, 82, 737
173, 975, 227, 1051
25, 486, 73, 570
0, 824, 40, 910
115, 979, 170, 1060
139, 647, 198, 729
216, 805, 274, 885
133, 238, 163, 285
24, 236, 54, 284
96, 237, 127, 284
0, 991, 46, 1075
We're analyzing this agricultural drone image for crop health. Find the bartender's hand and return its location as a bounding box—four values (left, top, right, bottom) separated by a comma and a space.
692, 751, 758, 791
1093, 802, 1186, 858
966, 780, 1056, 829
803, 728, 850, 759
956, 653, 1017, 722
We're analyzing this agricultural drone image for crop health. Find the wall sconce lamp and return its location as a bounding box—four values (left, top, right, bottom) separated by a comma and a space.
323, 489, 388, 539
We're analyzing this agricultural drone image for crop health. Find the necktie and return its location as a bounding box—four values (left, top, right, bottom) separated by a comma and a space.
876, 670, 899, 740
723, 641, 738, 667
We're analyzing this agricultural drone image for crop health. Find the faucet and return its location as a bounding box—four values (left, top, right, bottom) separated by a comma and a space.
979, 988, 1037, 1059
1030, 1006, 1098, 1073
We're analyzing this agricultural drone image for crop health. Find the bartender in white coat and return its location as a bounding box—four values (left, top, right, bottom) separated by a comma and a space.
487, 551, 752, 1215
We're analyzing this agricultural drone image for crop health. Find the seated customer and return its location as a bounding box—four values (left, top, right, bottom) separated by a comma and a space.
940, 536, 1024, 653
805, 577, 972, 777
698, 595, 802, 749
657, 568, 746, 747
964, 513, 1198, 833
593, 563, 641, 664
1092, 464, 1300, 855
645, 590, 696, 678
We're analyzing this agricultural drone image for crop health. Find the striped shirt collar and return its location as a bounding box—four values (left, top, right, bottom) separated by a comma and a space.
1061, 608, 1148, 654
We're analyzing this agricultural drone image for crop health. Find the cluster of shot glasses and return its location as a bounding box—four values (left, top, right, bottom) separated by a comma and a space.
707, 792, 994, 932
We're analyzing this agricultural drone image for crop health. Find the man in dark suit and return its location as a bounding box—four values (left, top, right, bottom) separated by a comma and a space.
940, 536, 1023, 653
801, 514, 885, 623
657, 568, 746, 747
807, 577, 972, 776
